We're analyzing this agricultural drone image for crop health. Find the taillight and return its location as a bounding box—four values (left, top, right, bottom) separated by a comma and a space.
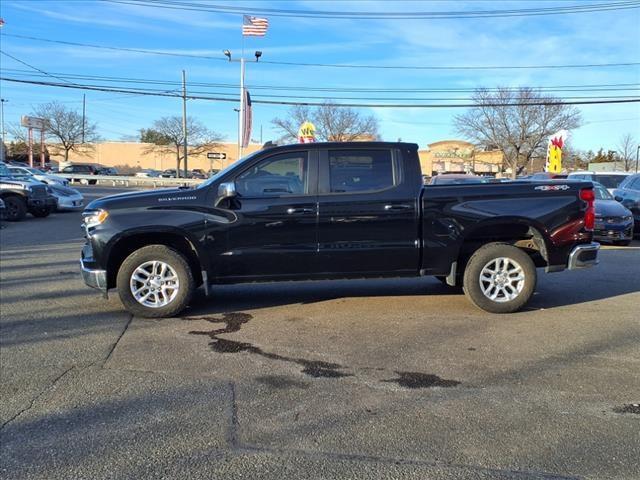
580, 188, 595, 231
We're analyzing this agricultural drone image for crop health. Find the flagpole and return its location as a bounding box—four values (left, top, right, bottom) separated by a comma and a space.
238, 15, 245, 159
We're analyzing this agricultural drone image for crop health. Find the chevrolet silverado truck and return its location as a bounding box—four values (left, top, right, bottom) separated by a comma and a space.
80, 142, 599, 317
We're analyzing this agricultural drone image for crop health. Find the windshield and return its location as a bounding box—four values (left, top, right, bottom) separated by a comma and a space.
0, 164, 12, 177
595, 174, 627, 189
198, 149, 264, 189
594, 184, 613, 200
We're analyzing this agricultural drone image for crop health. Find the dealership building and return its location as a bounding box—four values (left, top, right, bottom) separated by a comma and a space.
50, 139, 504, 175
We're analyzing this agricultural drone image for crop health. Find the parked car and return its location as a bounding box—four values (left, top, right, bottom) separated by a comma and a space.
612, 173, 640, 236
429, 174, 487, 185
567, 171, 630, 194
160, 169, 192, 179
60, 164, 100, 185
529, 172, 568, 180
135, 169, 161, 178
191, 169, 207, 179
0, 162, 57, 220
80, 141, 599, 318
97, 167, 119, 176
7, 165, 70, 187
48, 184, 84, 211
592, 182, 634, 245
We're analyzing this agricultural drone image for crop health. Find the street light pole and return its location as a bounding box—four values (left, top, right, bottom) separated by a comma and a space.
224, 50, 261, 162
182, 70, 188, 179
636, 144, 639, 174
238, 57, 245, 159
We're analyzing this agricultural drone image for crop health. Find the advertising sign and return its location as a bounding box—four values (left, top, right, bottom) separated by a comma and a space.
545, 130, 569, 174
298, 121, 316, 143
21, 116, 47, 130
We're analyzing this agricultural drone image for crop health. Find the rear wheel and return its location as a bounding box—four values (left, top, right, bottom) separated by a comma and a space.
116, 245, 195, 318
3, 196, 28, 221
463, 243, 536, 314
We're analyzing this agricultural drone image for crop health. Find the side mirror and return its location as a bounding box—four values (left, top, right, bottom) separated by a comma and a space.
614, 196, 623, 202
215, 181, 237, 207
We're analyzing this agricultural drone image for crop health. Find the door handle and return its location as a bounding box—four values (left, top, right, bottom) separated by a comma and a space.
384, 204, 411, 211
287, 207, 315, 215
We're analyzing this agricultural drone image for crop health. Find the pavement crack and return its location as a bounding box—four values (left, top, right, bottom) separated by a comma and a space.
0, 365, 74, 431
103, 314, 133, 367
227, 381, 239, 448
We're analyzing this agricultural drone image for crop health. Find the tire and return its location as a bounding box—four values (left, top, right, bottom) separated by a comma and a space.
463, 243, 536, 314
3, 196, 28, 221
614, 240, 631, 246
29, 206, 52, 218
88, 179, 97, 185
116, 245, 195, 318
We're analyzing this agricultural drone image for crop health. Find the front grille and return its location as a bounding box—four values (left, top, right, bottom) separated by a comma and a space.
30, 185, 47, 198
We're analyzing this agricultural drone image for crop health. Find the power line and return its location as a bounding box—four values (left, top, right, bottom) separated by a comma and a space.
3, 77, 639, 108
103, 0, 640, 19
0, 50, 79, 86
2, 33, 639, 70
3, 68, 639, 93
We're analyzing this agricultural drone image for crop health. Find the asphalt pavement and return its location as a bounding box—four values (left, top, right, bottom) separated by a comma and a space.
1, 186, 639, 479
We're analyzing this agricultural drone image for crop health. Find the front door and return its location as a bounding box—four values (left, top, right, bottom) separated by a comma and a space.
316, 147, 421, 276
213, 149, 319, 280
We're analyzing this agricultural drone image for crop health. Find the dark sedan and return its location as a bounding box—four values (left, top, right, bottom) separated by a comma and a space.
593, 182, 634, 245
612, 173, 640, 237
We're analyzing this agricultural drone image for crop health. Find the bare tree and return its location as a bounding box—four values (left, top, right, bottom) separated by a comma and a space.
272, 102, 379, 143
142, 116, 223, 175
454, 88, 582, 178
617, 133, 638, 172
30, 101, 99, 161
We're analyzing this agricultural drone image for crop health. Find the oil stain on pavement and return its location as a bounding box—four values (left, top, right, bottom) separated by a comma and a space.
186, 313, 352, 378
185, 313, 461, 387
382, 371, 461, 389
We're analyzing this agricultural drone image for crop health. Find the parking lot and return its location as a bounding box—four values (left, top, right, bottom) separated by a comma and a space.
1, 186, 639, 480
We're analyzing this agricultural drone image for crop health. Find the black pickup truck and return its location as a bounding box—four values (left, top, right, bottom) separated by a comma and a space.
80, 142, 599, 317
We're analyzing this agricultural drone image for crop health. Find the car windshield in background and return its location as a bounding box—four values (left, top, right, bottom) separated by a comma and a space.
594, 184, 613, 200
596, 175, 627, 189
431, 175, 487, 185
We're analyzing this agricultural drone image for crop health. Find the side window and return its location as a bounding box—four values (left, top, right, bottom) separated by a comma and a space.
329, 149, 395, 193
236, 152, 309, 197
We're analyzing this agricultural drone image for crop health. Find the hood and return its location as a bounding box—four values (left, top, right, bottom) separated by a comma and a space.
594, 199, 632, 217
85, 186, 204, 211
0, 176, 42, 190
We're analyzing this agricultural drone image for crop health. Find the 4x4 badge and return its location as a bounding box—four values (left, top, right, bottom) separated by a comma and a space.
534, 185, 570, 191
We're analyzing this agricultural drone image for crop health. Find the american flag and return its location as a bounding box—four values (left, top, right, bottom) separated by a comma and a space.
242, 15, 268, 36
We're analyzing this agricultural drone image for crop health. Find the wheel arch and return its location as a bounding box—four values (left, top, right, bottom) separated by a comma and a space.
105, 229, 206, 289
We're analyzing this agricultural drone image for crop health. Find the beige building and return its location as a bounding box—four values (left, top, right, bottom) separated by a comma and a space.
52, 142, 264, 172
418, 140, 503, 175
52, 139, 504, 175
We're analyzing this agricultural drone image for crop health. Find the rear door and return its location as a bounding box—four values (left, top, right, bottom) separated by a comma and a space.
316, 147, 421, 276
213, 148, 319, 280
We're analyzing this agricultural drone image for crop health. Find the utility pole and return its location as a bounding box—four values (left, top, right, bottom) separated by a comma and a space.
0, 98, 6, 162
182, 70, 188, 179
81, 94, 86, 143
636, 145, 639, 174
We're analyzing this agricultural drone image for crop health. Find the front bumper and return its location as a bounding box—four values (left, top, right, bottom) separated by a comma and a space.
594, 225, 633, 242
27, 196, 57, 209
80, 257, 108, 293
568, 242, 600, 270
57, 196, 84, 211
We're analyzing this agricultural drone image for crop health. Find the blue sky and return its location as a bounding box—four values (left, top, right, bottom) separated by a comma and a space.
0, 0, 639, 151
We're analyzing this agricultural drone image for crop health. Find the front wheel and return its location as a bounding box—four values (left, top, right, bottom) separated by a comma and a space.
116, 245, 195, 318
3, 196, 28, 221
463, 243, 536, 314
29, 206, 52, 218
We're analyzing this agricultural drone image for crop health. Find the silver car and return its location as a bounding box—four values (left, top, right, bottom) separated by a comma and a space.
8, 166, 70, 187
48, 184, 84, 211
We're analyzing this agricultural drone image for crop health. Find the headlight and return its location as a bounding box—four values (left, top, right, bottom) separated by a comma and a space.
623, 215, 632, 222
82, 209, 109, 228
